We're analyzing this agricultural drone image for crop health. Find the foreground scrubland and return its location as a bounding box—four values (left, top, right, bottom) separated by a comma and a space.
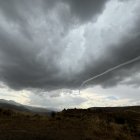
0, 106, 139, 140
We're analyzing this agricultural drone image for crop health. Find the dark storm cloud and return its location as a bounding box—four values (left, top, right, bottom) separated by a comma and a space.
0, 28, 59, 90
0, 0, 140, 91
122, 75, 140, 88
0, 0, 109, 38
41, 0, 110, 30
80, 33, 140, 89
0, 0, 37, 40
63, 0, 109, 23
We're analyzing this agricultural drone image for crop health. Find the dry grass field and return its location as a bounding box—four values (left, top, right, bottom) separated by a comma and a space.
0, 106, 139, 140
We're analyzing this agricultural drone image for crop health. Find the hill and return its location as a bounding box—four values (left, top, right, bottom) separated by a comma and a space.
0, 99, 54, 115
0, 106, 139, 140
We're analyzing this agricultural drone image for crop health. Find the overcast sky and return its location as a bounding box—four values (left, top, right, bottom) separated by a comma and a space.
0, 0, 140, 109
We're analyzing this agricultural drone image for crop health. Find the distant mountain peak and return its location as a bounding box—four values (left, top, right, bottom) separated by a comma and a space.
0, 98, 54, 115
0, 99, 21, 106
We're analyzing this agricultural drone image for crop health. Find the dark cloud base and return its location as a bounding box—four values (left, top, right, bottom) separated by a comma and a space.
0, 0, 140, 91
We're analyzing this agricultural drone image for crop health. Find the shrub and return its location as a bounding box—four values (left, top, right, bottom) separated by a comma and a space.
51, 111, 56, 118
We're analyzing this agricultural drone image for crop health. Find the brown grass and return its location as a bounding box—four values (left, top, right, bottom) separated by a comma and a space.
0, 107, 139, 140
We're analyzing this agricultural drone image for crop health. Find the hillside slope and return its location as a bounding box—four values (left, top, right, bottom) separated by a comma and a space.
0, 106, 139, 140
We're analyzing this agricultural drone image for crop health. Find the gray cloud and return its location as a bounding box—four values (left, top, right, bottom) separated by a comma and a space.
0, 33, 61, 90
81, 33, 140, 89
28, 90, 87, 109
121, 73, 140, 88
0, 0, 140, 91
63, 0, 109, 23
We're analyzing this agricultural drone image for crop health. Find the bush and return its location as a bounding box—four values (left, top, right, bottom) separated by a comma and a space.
3, 109, 13, 116
51, 111, 56, 118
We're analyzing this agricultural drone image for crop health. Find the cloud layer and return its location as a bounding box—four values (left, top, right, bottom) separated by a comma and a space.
0, 0, 140, 91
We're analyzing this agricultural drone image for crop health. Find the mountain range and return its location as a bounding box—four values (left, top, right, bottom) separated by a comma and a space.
0, 99, 55, 115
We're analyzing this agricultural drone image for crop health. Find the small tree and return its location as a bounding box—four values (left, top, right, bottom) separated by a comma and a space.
51, 111, 56, 118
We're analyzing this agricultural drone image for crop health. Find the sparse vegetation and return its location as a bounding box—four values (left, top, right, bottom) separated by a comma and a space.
0, 106, 139, 140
